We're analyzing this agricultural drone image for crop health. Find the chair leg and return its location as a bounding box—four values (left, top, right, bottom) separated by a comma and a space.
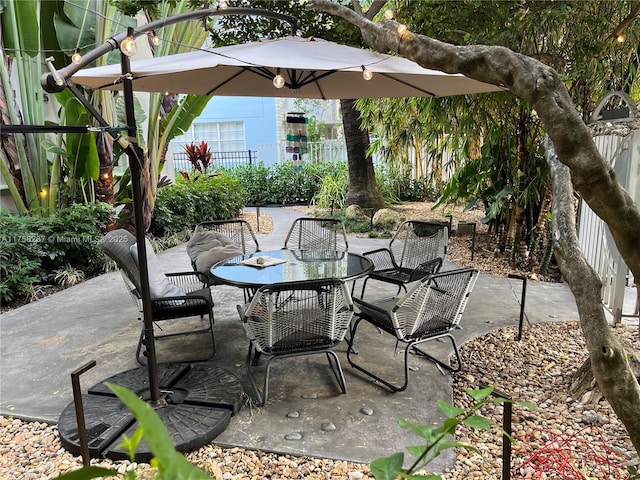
325, 351, 347, 394
136, 328, 146, 366
246, 347, 348, 407
136, 310, 216, 365
246, 342, 267, 407
346, 317, 410, 392
411, 333, 462, 373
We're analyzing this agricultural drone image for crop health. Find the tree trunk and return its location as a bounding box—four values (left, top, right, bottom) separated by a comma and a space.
546, 138, 640, 454
309, 0, 640, 456
340, 98, 384, 210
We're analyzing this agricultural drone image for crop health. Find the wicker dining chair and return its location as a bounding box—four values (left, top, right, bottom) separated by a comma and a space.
100, 229, 216, 365
348, 267, 478, 392
358, 220, 448, 298
283, 217, 348, 251
237, 278, 354, 406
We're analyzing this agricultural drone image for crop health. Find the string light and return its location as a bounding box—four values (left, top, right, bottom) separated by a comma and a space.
361, 65, 373, 81
273, 68, 285, 89
219, 0, 228, 9
617, 34, 626, 43
384, 10, 394, 20
71, 50, 82, 64
120, 35, 137, 57
150, 33, 160, 47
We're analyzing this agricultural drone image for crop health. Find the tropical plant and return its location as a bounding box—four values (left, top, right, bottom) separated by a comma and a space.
0, 203, 115, 305
0, 1, 138, 214
1, 0, 54, 215
358, 0, 639, 271
149, 174, 245, 237
179, 140, 214, 181
54, 265, 86, 287
371, 386, 532, 480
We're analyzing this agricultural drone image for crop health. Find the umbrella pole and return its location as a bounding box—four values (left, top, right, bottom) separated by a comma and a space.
120, 38, 163, 406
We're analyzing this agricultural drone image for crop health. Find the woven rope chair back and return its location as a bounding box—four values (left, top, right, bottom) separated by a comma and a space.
390, 221, 448, 270
393, 268, 478, 341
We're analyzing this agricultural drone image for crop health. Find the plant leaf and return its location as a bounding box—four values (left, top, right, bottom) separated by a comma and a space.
462, 415, 493, 430
438, 400, 465, 418
466, 386, 494, 402
2, 0, 39, 57
371, 452, 404, 480
397, 418, 437, 440
52, 466, 118, 479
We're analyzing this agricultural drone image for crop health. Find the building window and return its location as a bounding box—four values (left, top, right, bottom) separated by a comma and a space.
173, 121, 246, 151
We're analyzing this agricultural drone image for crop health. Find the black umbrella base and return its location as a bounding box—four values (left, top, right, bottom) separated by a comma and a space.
58, 364, 243, 462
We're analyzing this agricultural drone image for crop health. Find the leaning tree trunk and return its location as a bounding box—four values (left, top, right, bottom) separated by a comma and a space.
340, 98, 384, 210
546, 139, 640, 451
310, 0, 640, 455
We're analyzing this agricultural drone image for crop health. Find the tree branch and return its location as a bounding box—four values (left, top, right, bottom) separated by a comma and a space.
308, 0, 640, 308
546, 136, 640, 455
608, 2, 640, 40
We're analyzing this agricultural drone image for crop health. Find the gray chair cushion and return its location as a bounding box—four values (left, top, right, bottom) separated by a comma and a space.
130, 238, 185, 299
187, 231, 242, 275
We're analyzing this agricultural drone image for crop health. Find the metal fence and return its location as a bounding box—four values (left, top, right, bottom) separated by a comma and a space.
173, 150, 257, 171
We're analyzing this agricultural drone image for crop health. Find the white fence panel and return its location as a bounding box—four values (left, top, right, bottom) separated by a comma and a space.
578, 131, 638, 323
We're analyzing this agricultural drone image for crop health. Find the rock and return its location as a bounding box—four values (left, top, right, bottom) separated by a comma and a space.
345, 204, 369, 221
372, 209, 404, 230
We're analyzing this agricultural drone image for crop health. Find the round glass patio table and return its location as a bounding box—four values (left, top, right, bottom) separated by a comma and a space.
210, 249, 373, 288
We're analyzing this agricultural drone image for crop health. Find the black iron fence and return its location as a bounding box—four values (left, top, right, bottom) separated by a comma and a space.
173, 150, 257, 171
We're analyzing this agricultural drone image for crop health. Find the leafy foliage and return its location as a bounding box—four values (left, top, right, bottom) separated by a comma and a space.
0, 203, 116, 304
228, 161, 343, 205
371, 386, 534, 480
149, 174, 246, 237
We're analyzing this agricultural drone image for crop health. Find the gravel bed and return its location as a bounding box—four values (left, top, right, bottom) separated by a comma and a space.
2, 320, 638, 479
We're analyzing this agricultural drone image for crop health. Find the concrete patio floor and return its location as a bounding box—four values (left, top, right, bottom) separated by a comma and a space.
0, 206, 580, 471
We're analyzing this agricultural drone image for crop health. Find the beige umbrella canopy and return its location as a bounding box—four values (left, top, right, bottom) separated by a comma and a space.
71, 35, 503, 99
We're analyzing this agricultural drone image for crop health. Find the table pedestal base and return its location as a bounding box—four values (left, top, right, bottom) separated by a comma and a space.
58, 364, 243, 462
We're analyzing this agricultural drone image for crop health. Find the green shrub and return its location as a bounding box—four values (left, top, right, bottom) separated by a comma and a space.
315, 163, 348, 208
150, 174, 246, 237
229, 161, 345, 205
0, 203, 116, 305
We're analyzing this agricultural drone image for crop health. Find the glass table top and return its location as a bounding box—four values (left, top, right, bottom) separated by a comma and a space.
210, 249, 373, 288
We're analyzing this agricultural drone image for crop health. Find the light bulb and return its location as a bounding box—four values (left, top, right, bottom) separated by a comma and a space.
384, 10, 394, 20
219, 0, 228, 9
362, 66, 373, 81
150, 34, 160, 47
72, 51, 82, 64
617, 34, 626, 43
120, 36, 137, 57
273, 70, 285, 89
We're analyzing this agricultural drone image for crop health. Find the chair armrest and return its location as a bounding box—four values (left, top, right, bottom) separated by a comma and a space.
150, 292, 210, 309
353, 297, 390, 316
362, 248, 396, 272
166, 271, 209, 290
407, 257, 443, 282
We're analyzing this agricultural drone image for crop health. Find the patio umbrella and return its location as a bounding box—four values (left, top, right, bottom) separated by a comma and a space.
70, 36, 503, 99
